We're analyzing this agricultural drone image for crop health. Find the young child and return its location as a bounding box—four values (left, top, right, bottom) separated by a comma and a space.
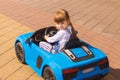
40, 9, 76, 53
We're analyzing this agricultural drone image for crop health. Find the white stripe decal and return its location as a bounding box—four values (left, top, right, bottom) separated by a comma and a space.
64, 49, 76, 60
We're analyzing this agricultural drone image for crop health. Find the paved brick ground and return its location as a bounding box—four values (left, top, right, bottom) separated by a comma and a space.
1, 0, 120, 41
0, 0, 120, 80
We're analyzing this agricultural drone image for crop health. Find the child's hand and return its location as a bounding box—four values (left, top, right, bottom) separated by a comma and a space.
44, 35, 49, 40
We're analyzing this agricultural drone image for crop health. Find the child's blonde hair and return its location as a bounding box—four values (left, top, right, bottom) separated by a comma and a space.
54, 9, 76, 37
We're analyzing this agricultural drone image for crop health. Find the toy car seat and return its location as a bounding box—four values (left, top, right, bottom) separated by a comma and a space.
64, 36, 80, 49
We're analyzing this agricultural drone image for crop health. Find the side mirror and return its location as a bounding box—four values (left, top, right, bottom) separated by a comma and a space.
25, 38, 32, 44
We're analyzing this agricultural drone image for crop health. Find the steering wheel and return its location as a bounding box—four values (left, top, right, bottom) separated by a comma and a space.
35, 27, 57, 42
35, 32, 45, 42
45, 27, 57, 37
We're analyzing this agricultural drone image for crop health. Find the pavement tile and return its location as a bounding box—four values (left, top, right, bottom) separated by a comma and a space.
5, 65, 34, 80
0, 48, 15, 68
27, 73, 43, 80
0, 58, 23, 79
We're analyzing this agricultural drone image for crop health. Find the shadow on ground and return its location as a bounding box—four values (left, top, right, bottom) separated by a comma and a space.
110, 67, 120, 80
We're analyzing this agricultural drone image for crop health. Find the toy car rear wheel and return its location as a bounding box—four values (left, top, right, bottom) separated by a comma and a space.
15, 42, 26, 64
43, 67, 56, 80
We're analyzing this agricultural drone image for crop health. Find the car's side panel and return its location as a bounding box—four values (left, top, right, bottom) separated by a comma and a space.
27, 43, 46, 75
15, 33, 45, 77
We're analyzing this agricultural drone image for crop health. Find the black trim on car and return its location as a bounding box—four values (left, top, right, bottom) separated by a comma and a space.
63, 72, 77, 80
36, 56, 43, 68
63, 45, 94, 62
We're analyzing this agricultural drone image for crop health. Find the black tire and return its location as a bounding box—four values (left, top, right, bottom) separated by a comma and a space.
43, 67, 56, 80
15, 42, 26, 64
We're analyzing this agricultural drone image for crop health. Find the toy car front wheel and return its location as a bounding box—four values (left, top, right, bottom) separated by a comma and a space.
43, 67, 56, 80
15, 42, 26, 64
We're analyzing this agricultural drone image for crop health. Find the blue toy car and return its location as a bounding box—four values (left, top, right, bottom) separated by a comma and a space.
14, 26, 109, 80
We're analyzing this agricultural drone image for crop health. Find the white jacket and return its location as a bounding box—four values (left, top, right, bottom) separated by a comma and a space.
46, 26, 72, 50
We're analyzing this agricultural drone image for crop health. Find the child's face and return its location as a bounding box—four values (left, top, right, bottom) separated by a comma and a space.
55, 20, 69, 30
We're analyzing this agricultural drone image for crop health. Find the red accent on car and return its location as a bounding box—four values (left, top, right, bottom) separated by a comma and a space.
98, 58, 108, 65
62, 68, 78, 74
